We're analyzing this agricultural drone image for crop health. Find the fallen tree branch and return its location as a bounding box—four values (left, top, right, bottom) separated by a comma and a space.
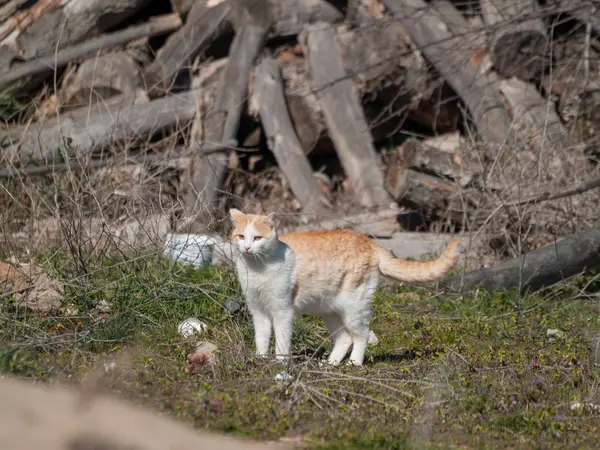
0, 13, 182, 89
0, 90, 203, 163
443, 228, 600, 294
0, 0, 155, 77
254, 57, 327, 214
0, 141, 237, 179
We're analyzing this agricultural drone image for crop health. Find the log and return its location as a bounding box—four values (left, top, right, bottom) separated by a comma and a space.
402, 170, 478, 220
432, 1, 579, 165
254, 57, 327, 214
0, 0, 153, 74
145, 0, 343, 96
380, 0, 512, 155
497, 76, 579, 175
387, 137, 483, 189
183, 20, 267, 229
143, 2, 230, 96
60, 52, 148, 109
171, 0, 343, 35
247, 18, 433, 156
480, 0, 548, 79
384, 138, 480, 221
444, 228, 600, 294
0, 90, 203, 164
304, 22, 391, 208
378, 232, 467, 261
0, 13, 182, 90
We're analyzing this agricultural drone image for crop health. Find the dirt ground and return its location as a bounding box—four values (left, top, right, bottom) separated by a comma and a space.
0, 376, 292, 450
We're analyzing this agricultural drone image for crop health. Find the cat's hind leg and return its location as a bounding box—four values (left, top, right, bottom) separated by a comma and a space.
343, 277, 377, 367
323, 314, 353, 366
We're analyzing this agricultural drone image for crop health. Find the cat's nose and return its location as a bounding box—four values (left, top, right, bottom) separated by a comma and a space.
244, 245, 251, 252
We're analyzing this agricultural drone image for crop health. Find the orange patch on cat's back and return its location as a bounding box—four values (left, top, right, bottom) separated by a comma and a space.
280, 229, 379, 292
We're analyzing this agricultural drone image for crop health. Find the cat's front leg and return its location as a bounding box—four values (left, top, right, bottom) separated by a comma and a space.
273, 307, 294, 361
249, 307, 272, 357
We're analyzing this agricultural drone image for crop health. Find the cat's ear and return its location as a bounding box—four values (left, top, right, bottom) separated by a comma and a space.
265, 212, 279, 229
229, 208, 245, 224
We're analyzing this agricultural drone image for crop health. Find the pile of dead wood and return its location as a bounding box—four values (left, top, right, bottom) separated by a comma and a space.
2, 0, 600, 293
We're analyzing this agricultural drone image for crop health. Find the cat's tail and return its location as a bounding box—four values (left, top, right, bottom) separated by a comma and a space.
376, 238, 460, 282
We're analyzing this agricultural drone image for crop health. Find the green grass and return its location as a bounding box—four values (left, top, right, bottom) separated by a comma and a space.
2, 252, 600, 449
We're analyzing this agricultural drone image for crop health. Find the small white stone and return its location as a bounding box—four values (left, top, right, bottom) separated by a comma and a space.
274, 371, 292, 381
103, 361, 116, 374
178, 318, 208, 339
570, 402, 583, 411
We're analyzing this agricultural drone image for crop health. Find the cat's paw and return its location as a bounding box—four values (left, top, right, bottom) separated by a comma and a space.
345, 359, 364, 368
324, 358, 343, 367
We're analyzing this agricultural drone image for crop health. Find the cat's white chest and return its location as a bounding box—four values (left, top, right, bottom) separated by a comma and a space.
235, 247, 295, 309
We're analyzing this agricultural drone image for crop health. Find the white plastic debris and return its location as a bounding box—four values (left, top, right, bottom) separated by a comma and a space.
164, 233, 220, 267
274, 371, 292, 381
178, 318, 208, 339
103, 360, 117, 374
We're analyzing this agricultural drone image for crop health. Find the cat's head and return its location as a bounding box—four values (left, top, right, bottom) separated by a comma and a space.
229, 209, 279, 256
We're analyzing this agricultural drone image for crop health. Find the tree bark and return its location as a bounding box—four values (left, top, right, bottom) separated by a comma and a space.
304, 22, 391, 208
444, 228, 600, 295
254, 58, 327, 215
480, 0, 548, 79
381, 0, 513, 155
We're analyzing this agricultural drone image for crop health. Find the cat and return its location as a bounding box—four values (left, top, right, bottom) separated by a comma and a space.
229, 209, 460, 367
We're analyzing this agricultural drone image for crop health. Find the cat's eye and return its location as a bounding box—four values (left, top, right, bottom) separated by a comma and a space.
253, 236, 263, 241
236, 234, 244, 240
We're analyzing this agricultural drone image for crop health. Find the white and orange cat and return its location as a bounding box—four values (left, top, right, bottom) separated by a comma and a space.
229, 209, 460, 367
